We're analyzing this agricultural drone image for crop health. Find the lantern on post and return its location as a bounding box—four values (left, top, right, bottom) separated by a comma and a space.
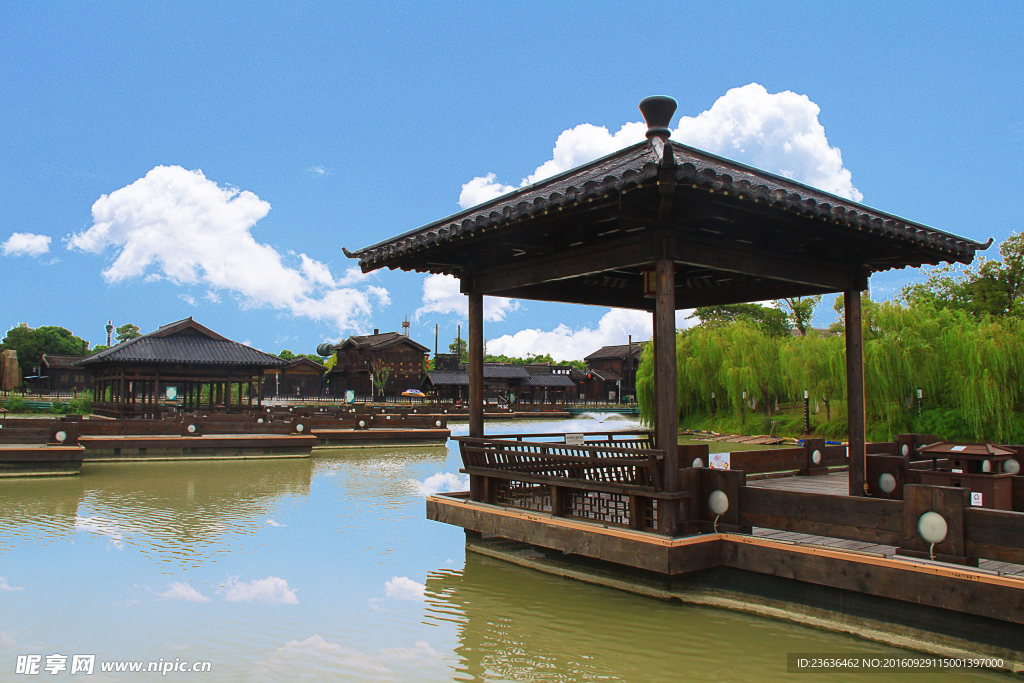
642, 268, 657, 298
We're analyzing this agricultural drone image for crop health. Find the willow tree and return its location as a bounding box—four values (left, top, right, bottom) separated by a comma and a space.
781, 332, 844, 421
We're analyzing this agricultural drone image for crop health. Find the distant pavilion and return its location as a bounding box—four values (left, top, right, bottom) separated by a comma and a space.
77, 317, 284, 418
344, 96, 988, 519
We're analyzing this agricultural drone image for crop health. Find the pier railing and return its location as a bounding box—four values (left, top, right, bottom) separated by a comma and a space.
457, 433, 684, 533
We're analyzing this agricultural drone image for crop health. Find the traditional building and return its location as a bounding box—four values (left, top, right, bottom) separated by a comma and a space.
423, 362, 579, 404
262, 357, 325, 398
583, 342, 647, 402
323, 330, 429, 397
31, 355, 92, 393
75, 317, 284, 418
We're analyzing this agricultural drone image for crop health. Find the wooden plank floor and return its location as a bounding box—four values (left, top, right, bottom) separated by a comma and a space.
749, 472, 1024, 577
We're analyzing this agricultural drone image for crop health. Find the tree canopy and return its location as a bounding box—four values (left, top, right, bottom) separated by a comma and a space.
115, 323, 141, 344
1, 324, 90, 376
689, 303, 791, 337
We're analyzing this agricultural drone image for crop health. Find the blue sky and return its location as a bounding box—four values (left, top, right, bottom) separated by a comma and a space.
2, 1, 1021, 360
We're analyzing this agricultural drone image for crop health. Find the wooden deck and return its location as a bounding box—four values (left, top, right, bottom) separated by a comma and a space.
750, 472, 1024, 577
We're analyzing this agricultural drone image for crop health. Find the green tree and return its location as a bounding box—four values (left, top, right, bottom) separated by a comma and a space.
115, 323, 141, 344
689, 303, 790, 337
278, 349, 297, 361
449, 337, 468, 362
1, 324, 90, 377
777, 295, 822, 336
898, 232, 1024, 318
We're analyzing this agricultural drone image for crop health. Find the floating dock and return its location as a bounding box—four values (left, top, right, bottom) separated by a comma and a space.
0, 444, 86, 477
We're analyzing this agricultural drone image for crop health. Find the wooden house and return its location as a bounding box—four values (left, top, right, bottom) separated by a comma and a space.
583, 342, 646, 402
32, 355, 92, 394
324, 330, 429, 397
262, 357, 325, 398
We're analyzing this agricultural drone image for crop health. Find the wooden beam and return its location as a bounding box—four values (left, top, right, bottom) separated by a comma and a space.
474, 235, 658, 294
846, 289, 866, 496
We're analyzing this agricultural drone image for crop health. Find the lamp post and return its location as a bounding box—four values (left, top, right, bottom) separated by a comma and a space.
803, 389, 811, 435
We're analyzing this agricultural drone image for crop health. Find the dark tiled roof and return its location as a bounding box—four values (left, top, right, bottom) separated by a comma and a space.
523, 374, 577, 387
41, 355, 87, 369
482, 364, 530, 379
585, 342, 647, 361
425, 370, 468, 386
281, 358, 326, 371
347, 140, 988, 272
589, 368, 623, 382
332, 332, 429, 353
76, 318, 284, 367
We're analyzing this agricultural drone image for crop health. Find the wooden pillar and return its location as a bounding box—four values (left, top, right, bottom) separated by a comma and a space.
468, 291, 484, 438
845, 288, 867, 496
655, 257, 679, 533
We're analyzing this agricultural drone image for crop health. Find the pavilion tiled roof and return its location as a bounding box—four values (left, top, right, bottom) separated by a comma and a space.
75, 318, 284, 367
346, 140, 989, 274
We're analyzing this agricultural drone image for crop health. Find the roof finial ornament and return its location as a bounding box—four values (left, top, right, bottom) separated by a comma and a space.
639, 96, 677, 140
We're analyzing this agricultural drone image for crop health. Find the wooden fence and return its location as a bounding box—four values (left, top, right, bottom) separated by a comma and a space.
456, 431, 1024, 567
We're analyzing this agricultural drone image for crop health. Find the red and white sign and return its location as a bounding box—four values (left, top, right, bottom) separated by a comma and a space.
709, 453, 731, 470
971, 491, 984, 507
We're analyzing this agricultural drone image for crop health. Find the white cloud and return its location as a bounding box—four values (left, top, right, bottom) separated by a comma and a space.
458, 82, 861, 210
178, 294, 197, 306
458, 173, 516, 208
67, 165, 387, 334
75, 514, 130, 549
673, 83, 862, 201
486, 308, 696, 362
252, 635, 441, 681
411, 472, 469, 497
221, 576, 298, 605
306, 165, 328, 177
415, 273, 518, 323
2, 232, 51, 257
383, 576, 425, 601
265, 519, 285, 527
152, 582, 210, 603
0, 576, 24, 592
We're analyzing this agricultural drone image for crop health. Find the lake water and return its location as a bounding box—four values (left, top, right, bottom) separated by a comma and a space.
0, 415, 1009, 681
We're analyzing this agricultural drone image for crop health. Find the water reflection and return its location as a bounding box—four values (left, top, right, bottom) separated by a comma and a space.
426, 549, 1011, 682
0, 458, 312, 567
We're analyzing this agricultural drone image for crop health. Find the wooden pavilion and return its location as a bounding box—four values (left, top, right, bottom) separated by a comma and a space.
344, 96, 989, 524
76, 317, 285, 418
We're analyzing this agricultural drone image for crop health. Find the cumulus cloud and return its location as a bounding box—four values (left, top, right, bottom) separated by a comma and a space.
674, 83, 862, 201
67, 166, 387, 333
152, 582, 210, 603
221, 576, 298, 605
458, 83, 861, 209
2, 232, 51, 257
415, 273, 518, 323
0, 576, 24, 592
486, 308, 695, 362
412, 472, 469, 497
383, 576, 425, 601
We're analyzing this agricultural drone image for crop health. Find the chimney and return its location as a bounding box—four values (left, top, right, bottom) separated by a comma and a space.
402, 316, 410, 337
373, 329, 379, 335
